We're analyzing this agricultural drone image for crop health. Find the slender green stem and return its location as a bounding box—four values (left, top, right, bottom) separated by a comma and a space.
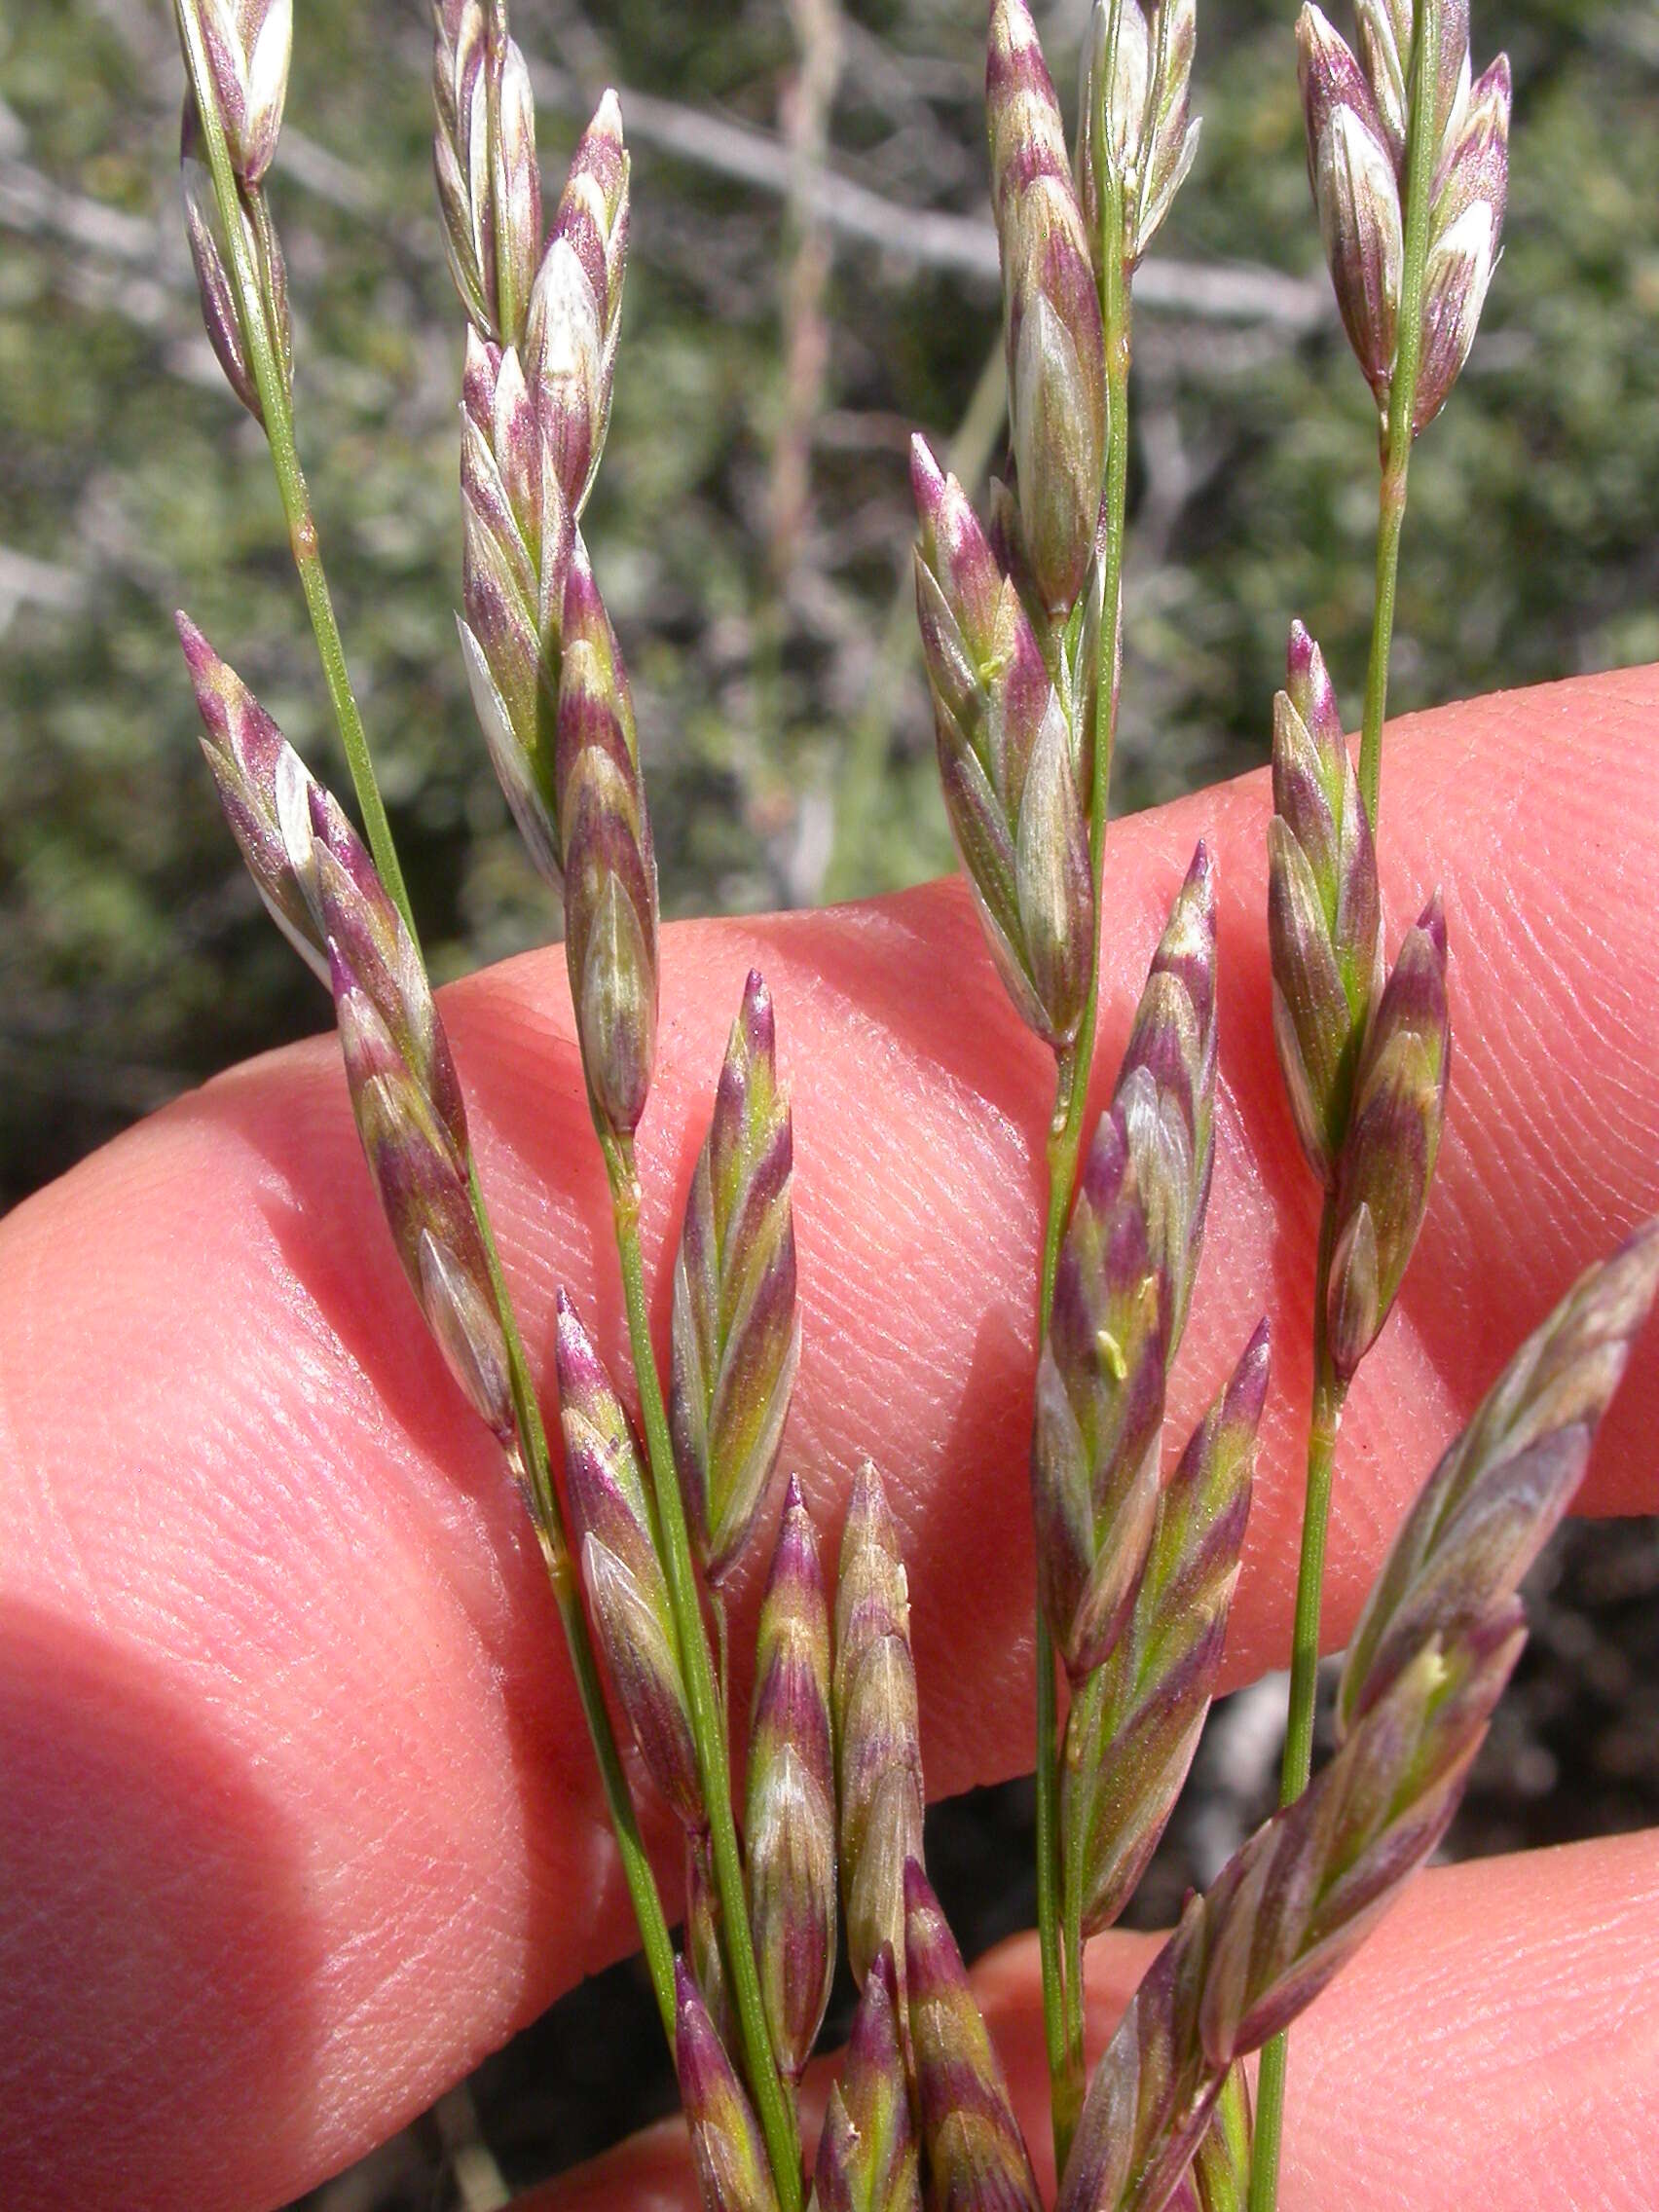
1247, 1202, 1350, 2212
172, 0, 409, 920
1037, 28, 1137, 2160
1252, 26, 1444, 2202
1034, 1049, 1079, 2170
604, 1137, 803, 2212
170, 0, 682, 2054
1357, 2, 1440, 830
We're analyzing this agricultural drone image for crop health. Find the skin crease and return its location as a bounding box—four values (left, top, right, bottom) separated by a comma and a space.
0, 670, 1656, 2210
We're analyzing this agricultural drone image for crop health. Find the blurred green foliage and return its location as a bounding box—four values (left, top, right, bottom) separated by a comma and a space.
3, 0, 1657, 1207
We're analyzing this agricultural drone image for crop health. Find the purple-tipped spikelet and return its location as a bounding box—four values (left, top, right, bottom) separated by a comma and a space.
431, 0, 541, 347
176, 614, 325, 978
1079, 0, 1201, 271
684, 1830, 735, 2055
525, 92, 631, 525
555, 1293, 702, 1828
1058, 1621, 1516, 2212
985, 0, 1106, 617
911, 436, 1092, 1051
1268, 621, 1382, 1184
903, 1862, 1042, 2212
1033, 1105, 1165, 1679
833, 1463, 926, 1995
1062, 1323, 1267, 1936
1116, 843, 1220, 1357
1059, 1222, 1658, 2212
305, 787, 515, 1443
1340, 1223, 1659, 1733
1299, 3, 1506, 425
812, 1947, 921, 2212
180, 101, 292, 424
1414, 53, 1509, 433
196, 0, 292, 184
1352, 0, 1469, 169
557, 542, 659, 1138
676, 1963, 782, 2212
745, 1479, 836, 2083
1325, 894, 1450, 1382
178, 620, 516, 1442
1297, 6, 1403, 404
672, 972, 801, 1583
457, 328, 572, 892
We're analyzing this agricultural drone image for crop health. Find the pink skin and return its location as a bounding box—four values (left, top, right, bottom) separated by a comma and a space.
3, 671, 1659, 2209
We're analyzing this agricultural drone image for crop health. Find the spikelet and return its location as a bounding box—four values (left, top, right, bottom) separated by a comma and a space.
179, 99, 291, 424
430, 0, 541, 346
676, 1963, 781, 2212
1057, 1231, 1659, 2212
1267, 621, 1382, 1184
903, 1862, 1043, 2212
746, 1479, 835, 2083
1079, 1, 1201, 271
197, 0, 292, 184
177, 618, 514, 1442
911, 437, 1092, 1051
985, 0, 1107, 616
1062, 1324, 1267, 1936
672, 972, 801, 1583
555, 1294, 702, 1828
812, 1947, 921, 2212
525, 92, 631, 523
1325, 895, 1451, 1382
556, 543, 659, 1138
833, 1463, 926, 1996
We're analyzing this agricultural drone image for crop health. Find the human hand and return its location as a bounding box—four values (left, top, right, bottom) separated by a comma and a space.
4, 670, 1658, 2211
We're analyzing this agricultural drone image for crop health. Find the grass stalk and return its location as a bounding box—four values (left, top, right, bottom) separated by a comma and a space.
604, 1135, 804, 2212
170, 0, 681, 2054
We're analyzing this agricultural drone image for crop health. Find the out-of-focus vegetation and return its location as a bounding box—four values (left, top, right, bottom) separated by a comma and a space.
3, 1, 1658, 1205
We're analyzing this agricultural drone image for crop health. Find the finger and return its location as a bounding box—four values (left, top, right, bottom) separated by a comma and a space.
534, 1827, 1659, 2212
3, 670, 1657, 2209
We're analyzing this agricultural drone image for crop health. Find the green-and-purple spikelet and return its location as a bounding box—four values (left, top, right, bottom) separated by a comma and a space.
1268, 620, 1382, 1185
179, 100, 292, 425
1057, 1230, 1659, 2212
985, 0, 1107, 618
676, 1963, 781, 2212
745, 1477, 835, 2083
1116, 842, 1219, 1356
1033, 1101, 1166, 1680
197, 0, 292, 185
1079, 0, 1201, 272
833, 1462, 926, 1997
554, 1293, 701, 1828
812, 1947, 920, 2212
672, 971, 801, 1584
903, 1862, 1042, 2212
1324, 894, 1450, 1382
176, 617, 514, 1444
525, 91, 630, 524
1062, 1322, 1267, 1936
431, 0, 541, 348
1340, 1222, 1659, 1731
556, 542, 659, 1139
912, 435, 1091, 1051
457, 328, 571, 890
1298, 2, 1508, 427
